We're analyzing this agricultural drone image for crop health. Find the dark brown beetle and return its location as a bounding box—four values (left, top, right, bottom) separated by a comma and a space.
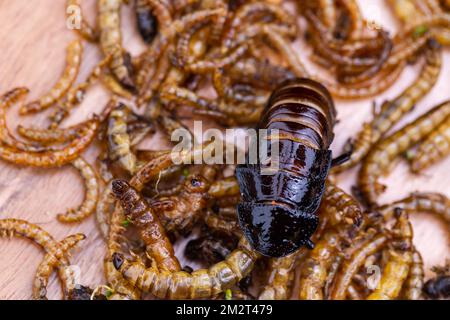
236, 78, 338, 257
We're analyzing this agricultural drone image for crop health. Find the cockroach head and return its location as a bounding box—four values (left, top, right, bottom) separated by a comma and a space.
237, 202, 318, 258
111, 179, 130, 197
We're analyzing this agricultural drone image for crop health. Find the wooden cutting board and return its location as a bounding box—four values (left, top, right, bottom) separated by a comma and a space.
0, 0, 448, 300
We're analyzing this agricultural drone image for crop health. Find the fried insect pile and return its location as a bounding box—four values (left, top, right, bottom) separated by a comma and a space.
0, 0, 449, 300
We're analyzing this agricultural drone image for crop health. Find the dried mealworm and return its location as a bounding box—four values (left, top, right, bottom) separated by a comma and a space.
0, 117, 99, 167
403, 249, 425, 300
408, 114, 450, 172
333, 42, 442, 173
329, 231, 387, 300
112, 179, 181, 272
67, 0, 99, 41
98, 0, 135, 90
33, 233, 86, 300
57, 157, 99, 223
373, 192, 450, 224
107, 104, 137, 174
111, 237, 259, 299
357, 100, 450, 207
0, 88, 44, 152
367, 214, 413, 300
20, 40, 83, 114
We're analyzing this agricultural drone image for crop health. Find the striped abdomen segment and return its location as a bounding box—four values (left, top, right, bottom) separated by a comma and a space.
237, 78, 336, 257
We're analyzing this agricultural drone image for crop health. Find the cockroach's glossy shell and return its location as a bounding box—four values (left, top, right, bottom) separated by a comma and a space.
236, 78, 336, 257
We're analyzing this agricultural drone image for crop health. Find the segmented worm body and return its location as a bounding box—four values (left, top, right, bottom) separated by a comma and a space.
57, 157, 99, 223
112, 237, 259, 299
358, 100, 450, 207
112, 179, 181, 272
0, 117, 99, 167
409, 114, 450, 172
21, 40, 83, 114
33, 233, 86, 300
98, 0, 135, 90
333, 42, 442, 173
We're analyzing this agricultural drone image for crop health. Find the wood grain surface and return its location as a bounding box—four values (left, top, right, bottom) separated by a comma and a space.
0, 0, 448, 300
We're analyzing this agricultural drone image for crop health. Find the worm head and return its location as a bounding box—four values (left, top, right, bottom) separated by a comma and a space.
237, 202, 317, 257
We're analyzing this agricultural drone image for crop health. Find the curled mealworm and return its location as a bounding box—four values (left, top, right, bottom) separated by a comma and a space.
111, 237, 259, 299
357, 100, 450, 207
98, 0, 135, 90
367, 213, 413, 300
0, 88, 44, 152
112, 179, 181, 272
107, 104, 137, 174
333, 42, 442, 173
20, 40, 83, 114
329, 230, 387, 300
33, 233, 86, 300
0, 117, 99, 168
57, 157, 99, 223
373, 192, 450, 224
402, 249, 425, 300
408, 114, 450, 172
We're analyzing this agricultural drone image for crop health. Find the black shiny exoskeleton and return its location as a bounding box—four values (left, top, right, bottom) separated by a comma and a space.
236, 78, 337, 257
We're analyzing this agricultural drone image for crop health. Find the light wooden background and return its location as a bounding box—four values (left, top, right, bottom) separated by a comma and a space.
0, 0, 448, 300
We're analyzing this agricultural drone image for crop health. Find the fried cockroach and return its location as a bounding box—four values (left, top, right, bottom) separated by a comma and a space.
57, 157, 99, 223
136, 0, 158, 44
112, 237, 259, 299
408, 114, 450, 172
33, 233, 86, 300
20, 40, 83, 114
0, 117, 99, 168
236, 78, 337, 257
107, 104, 137, 174
112, 179, 181, 272
423, 262, 450, 299
98, 0, 135, 90
358, 100, 450, 207
333, 42, 442, 173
